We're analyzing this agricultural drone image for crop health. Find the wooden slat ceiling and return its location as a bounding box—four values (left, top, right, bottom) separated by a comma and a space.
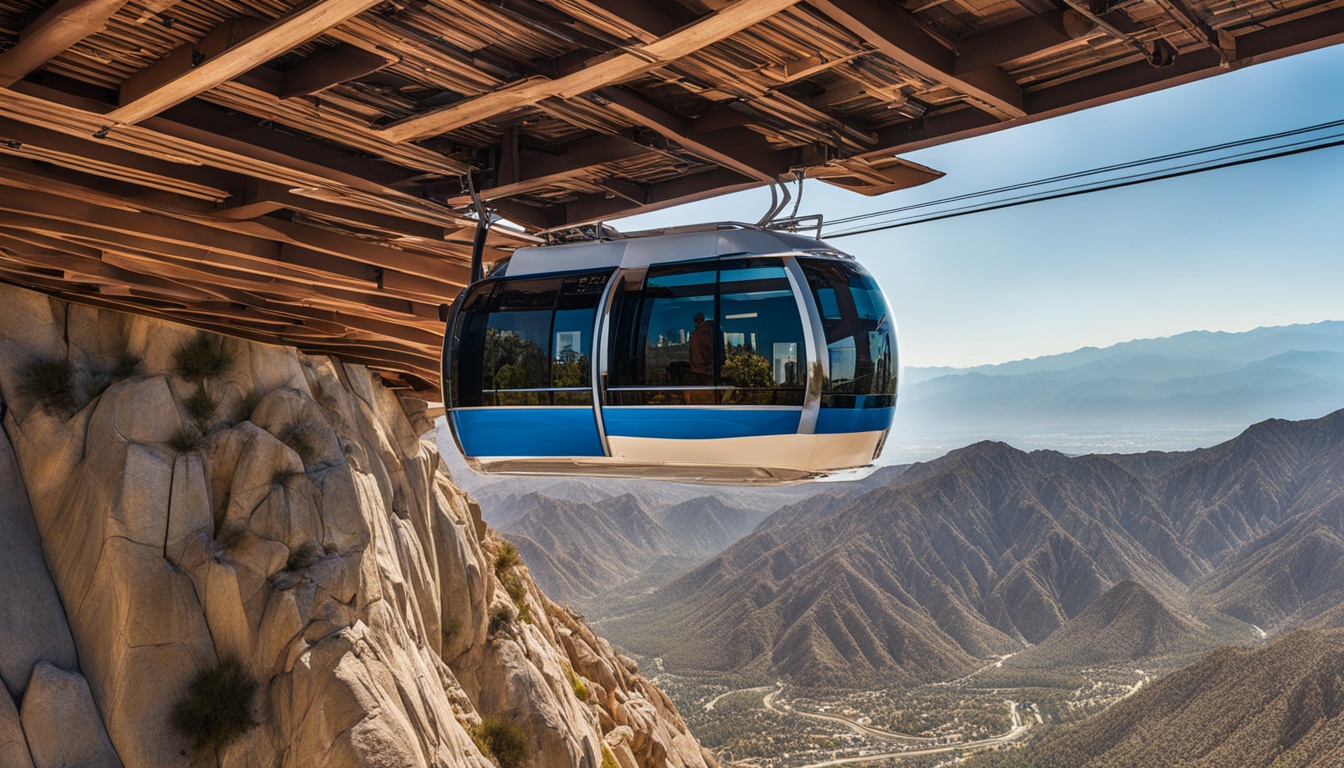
0, 0, 1340, 395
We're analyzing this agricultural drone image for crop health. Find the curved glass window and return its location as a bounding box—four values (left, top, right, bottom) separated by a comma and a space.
608, 257, 806, 406
798, 257, 896, 408
446, 270, 610, 407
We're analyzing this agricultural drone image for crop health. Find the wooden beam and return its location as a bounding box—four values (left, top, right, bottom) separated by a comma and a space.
591, 87, 789, 181
0, 117, 239, 200
808, 0, 1026, 119
280, 43, 396, 99
0, 0, 130, 86
108, 0, 384, 125
0, 179, 468, 304
4, 78, 477, 234
441, 134, 659, 203
380, 0, 802, 143
497, 167, 760, 229
216, 179, 448, 241
569, 0, 682, 41
1232, 4, 1344, 63
866, 8, 1344, 159
952, 11, 1072, 73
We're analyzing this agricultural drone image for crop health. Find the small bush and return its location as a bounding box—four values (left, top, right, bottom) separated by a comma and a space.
173, 333, 233, 381
471, 717, 529, 768
19, 357, 76, 412
488, 605, 512, 635
285, 542, 323, 572
493, 542, 522, 575
169, 427, 203, 453
502, 573, 527, 604
232, 388, 262, 424
169, 657, 259, 752
278, 419, 320, 466
491, 541, 532, 622
568, 666, 590, 702
184, 386, 219, 428
111, 352, 141, 379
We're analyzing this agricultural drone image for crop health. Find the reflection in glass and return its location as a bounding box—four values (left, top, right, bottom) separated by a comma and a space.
799, 257, 896, 408
450, 271, 609, 407
610, 258, 807, 406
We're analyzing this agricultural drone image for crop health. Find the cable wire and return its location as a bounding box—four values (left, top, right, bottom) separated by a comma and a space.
824, 130, 1344, 239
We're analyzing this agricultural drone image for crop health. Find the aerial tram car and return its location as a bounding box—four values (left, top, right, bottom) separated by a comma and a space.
441, 222, 897, 483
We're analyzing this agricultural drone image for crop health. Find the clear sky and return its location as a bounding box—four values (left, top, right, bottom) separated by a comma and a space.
613, 44, 1344, 369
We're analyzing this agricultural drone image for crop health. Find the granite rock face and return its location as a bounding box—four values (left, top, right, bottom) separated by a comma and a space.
0, 283, 714, 768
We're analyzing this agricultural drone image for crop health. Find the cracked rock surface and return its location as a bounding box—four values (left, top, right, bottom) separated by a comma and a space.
0, 283, 715, 768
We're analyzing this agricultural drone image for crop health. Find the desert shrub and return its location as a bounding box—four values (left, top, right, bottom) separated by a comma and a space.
184, 386, 219, 428
278, 419, 320, 466
169, 427, 203, 453
174, 333, 233, 381
568, 666, 590, 702
491, 541, 532, 623
493, 541, 522, 574
471, 717, 529, 768
232, 388, 262, 424
285, 542, 323, 572
111, 352, 141, 379
488, 605, 512, 635
19, 357, 75, 412
169, 657, 258, 752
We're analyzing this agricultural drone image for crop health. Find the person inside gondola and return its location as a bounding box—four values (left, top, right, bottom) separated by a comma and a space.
689, 312, 714, 384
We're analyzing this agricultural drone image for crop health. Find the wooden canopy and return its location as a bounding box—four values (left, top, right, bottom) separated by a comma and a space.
0, 0, 1339, 394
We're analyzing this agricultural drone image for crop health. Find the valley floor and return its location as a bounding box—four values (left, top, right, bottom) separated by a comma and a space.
653, 657, 1153, 767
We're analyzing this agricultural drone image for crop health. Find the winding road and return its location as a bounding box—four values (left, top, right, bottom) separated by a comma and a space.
761, 685, 934, 744
762, 686, 1033, 768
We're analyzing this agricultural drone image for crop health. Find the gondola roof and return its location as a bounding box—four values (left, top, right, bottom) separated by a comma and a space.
0, 0, 1338, 395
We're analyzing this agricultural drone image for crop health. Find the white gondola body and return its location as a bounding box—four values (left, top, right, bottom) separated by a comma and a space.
442, 224, 898, 483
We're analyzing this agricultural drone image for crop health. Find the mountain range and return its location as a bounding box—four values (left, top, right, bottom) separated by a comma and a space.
976, 629, 1344, 768
892, 320, 1344, 460
600, 409, 1344, 688
486, 467, 908, 607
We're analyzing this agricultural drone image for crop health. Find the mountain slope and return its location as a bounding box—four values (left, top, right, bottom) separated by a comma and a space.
982, 630, 1344, 768
1007, 580, 1248, 669
498, 493, 681, 603
604, 411, 1344, 687
649, 496, 769, 559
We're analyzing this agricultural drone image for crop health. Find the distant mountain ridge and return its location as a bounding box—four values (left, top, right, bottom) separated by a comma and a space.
907, 321, 1344, 382
602, 410, 1344, 688
439, 448, 909, 606
893, 320, 1344, 459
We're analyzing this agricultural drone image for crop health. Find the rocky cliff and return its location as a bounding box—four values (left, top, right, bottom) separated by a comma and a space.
0, 282, 713, 768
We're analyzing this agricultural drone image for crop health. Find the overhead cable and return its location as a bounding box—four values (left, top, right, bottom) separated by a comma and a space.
824, 127, 1344, 239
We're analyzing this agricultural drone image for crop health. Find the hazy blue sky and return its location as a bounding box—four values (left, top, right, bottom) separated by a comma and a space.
614, 44, 1344, 369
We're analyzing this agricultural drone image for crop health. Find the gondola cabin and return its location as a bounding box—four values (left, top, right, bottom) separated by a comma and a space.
442, 223, 897, 483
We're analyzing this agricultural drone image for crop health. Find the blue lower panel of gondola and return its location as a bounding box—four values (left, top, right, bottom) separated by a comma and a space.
452, 408, 605, 456
815, 406, 896, 434
603, 407, 801, 440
